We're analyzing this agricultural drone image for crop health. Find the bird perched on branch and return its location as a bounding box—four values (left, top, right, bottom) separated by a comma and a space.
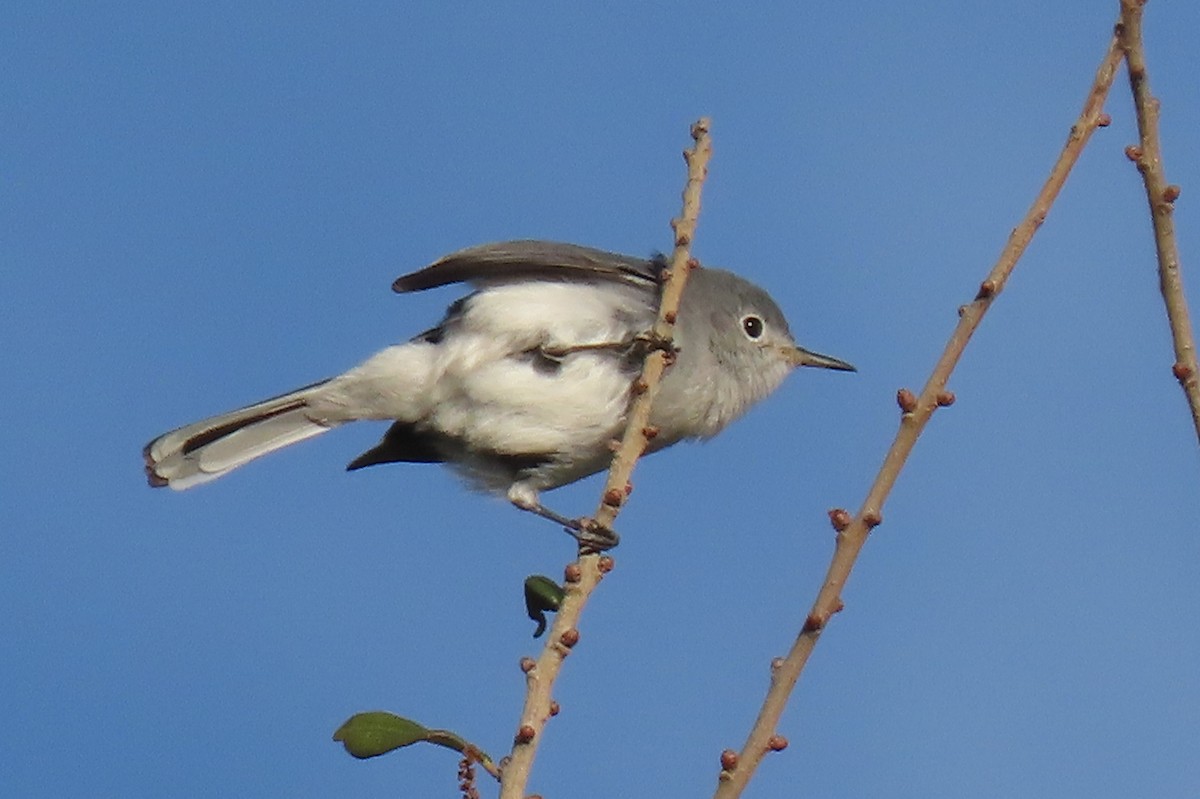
144, 240, 853, 545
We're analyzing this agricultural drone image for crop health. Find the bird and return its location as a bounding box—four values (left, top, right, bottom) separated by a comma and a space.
143, 240, 853, 545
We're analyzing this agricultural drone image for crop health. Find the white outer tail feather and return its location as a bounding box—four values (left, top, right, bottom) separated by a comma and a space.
144, 381, 338, 490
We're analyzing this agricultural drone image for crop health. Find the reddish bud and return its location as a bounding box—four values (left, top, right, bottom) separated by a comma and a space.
802, 613, 826, 633
663, 310, 678, 324
1173, 362, 1194, 381
564, 563, 582, 583
1096, 113, 1112, 127
520, 657, 537, 673
767, 735, 789, 752
598, 555, 615, 573
686, 257, 700, 270
1125, 144, 1143, 162
936, 391, 956, 407
559, 628, 580, 648
1163, 185, 1182, 203
515, 725, 536, 744
602, 488, 624, 508
720, 749, 739, 771
977, 279, 997, 299
828, 508, 852, 532
641, 425, 660, 440
631, 379, 649, 395
896, 388, 918, 413
863, 511, 883, 528
549, 701, 561, 717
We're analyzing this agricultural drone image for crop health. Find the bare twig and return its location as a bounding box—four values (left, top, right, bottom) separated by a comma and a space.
713, 34, 1127, 799
1117, 0, 1200, 443
497, 118, 714, 799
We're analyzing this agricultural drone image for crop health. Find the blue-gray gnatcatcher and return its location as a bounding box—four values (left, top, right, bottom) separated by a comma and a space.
144, 240, 853, 541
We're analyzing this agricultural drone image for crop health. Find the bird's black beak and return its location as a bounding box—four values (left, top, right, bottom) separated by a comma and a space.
784, 346, 856, 372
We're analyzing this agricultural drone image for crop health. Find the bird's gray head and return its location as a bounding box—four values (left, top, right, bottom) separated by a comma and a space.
657, 266, 854, 440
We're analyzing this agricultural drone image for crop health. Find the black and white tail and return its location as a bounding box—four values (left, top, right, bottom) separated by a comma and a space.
144, 380, 338, 490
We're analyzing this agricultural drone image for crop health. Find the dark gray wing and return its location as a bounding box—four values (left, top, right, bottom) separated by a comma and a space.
393, 240, 663, 293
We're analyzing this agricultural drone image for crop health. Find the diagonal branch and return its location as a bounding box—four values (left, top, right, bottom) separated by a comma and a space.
1117, 0, 1200, 444
497, 118, 714, 799
713, 31, 1127, 799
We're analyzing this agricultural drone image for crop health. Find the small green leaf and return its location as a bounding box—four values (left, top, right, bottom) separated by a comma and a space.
524, 575, 565, 638
332, 711, 431, 759
333, 712, 498, 771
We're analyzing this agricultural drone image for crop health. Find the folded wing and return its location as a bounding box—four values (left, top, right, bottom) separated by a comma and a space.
393, 240, 663, 293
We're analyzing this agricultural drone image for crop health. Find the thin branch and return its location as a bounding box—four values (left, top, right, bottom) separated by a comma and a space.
1117, 0, 1200, 443
497, 118, 714, 799
713, 33, 1127, 799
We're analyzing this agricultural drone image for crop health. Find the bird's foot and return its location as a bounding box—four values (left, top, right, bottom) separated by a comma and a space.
568, 517, 620, 553
509, 490, 621, 552
632, 331, 679, 360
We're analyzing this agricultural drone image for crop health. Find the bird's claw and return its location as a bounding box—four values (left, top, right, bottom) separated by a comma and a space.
569, 517, 620, 553
632, 331, 678, 358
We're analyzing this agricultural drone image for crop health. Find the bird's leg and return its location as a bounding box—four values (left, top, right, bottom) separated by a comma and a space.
507, 486, 620, 551
539, 332, 678, 362
536, 341, 635, 360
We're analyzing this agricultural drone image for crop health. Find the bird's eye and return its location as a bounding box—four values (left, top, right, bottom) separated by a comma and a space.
741, 315, 765, 339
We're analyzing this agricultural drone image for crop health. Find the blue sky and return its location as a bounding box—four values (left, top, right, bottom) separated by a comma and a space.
3, 2, 1199, 796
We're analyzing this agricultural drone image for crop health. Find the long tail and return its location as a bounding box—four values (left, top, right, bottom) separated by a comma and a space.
144, 380, 338, 490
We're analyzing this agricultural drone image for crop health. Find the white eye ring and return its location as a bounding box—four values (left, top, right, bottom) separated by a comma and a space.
741, 314, 765, 340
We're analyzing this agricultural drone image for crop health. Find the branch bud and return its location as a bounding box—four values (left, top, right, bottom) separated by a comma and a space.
827, 508, 852, 532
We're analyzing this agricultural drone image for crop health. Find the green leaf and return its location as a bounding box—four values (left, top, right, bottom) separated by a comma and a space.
524, 575, 565, 638
333, 712, 498, 771
332, 711, 431, 759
